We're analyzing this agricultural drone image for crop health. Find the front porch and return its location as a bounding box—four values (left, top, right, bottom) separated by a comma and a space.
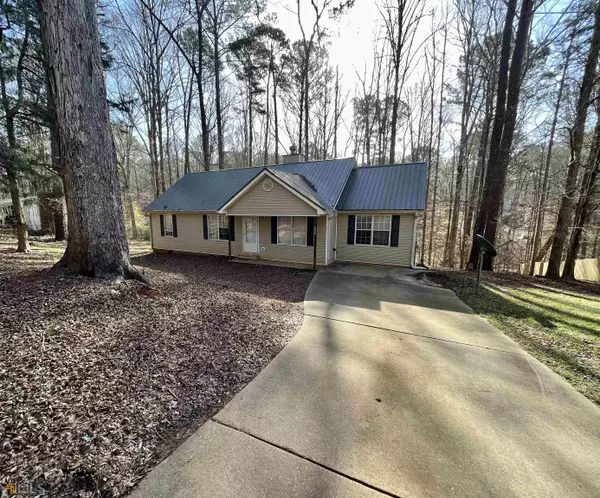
230, 256, 317, 270
228, 214, 330, 270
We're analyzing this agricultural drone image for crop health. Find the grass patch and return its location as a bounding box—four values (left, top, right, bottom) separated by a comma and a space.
430, 271, 600, 405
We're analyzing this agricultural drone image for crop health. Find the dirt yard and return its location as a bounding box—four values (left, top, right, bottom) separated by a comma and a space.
428, 270, 600, 406
0, 233, 313, 497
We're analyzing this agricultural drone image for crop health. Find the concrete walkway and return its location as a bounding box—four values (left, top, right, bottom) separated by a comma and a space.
130, 263, 600, 498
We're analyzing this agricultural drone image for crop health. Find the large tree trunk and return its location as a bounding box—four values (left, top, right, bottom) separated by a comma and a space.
546, 1, 600, 279
529, 35, 573, 275
38, 0, 143, 280
467, 0, 516, 269
563, 103, 600, 280
468, 0, 533, 271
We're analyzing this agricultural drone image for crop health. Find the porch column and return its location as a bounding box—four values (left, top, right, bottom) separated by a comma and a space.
313, 217, 317, 271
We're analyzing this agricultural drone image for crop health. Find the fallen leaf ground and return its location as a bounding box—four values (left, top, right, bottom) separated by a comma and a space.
0, 232, 313, 497
427, 270, 600, 406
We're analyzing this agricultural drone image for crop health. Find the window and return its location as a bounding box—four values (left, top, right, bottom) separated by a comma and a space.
278, 216, 307, 245
372, 215, 391, 245
355, 215, 372, 245
355, 215, 391, 246
207, 214, 229, 241
164, 214, 174, 237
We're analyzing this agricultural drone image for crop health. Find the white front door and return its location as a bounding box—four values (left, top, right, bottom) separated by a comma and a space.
242, 216, 259, 253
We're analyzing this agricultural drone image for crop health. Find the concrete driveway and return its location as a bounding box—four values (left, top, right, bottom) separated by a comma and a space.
130, 263, 600, 498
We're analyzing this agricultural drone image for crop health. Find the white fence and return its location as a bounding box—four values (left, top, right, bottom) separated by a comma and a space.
521, 258, 600, 282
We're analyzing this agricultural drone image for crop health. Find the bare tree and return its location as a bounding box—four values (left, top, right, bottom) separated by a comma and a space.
0, 10, 30, 251
379, 0, 425, 163
468, 0, 534, 271
546, 0, 600, 279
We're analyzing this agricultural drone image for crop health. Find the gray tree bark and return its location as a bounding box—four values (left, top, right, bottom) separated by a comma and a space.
38, 0, 144, 280
546, 0, 600, 279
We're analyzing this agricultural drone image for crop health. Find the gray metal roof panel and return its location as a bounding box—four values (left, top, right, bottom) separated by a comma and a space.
336, 162, 427, 211
266, 168, 332, 210
144, 167, 263, 212
273, 157, 355, 207
144, 158, 355, 213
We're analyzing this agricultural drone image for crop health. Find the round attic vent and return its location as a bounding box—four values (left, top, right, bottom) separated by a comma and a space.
262, 178, 274, 192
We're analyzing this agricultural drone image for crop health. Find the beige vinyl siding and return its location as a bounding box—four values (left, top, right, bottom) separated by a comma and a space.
258, 215, 326, 265
335, 213, 415, 266
227, 178, 317, 216
151, 213, 242, 256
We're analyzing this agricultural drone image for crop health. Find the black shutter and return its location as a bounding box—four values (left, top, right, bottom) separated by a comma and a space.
160, 214, 165, 236
391, 215, 400, 247
172, 215, 178, 237
271, 216, 278, 244
203, 215, 208, 240
229, 216, 235, 241
347, 215, 355, 245
307, 217, 314, 246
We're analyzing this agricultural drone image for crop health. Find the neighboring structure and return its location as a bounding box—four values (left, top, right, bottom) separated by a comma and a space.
144, 155, 427, 268
0, 196, 42, 231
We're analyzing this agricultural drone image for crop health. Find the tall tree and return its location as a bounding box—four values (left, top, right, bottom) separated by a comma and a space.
468, 0, 534, 270
380, 0, 424, 164
546, 0, 600, 279
428, 10, 448, 266
0, 0, 31, 251
563, 99, 600, 279
38, 0, 143, 279
529, 29, 574, 275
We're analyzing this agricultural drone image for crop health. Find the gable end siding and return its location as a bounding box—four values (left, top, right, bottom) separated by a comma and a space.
226, 178, 317, 216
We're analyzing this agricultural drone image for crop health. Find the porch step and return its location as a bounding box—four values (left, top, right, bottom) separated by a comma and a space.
237, 253, 260, 260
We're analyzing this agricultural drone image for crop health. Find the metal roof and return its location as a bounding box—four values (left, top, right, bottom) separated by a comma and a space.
274, 157, 355, 207
144, 167, 262, 212
336, 162, 428, 211
144, 158, 355, 212
266, 168, 332, 210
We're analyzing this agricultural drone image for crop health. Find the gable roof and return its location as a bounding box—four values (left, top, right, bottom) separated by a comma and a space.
144, 167, 262, 212
143, 158, 427, 214
144, 157, 355, 213
266, 168, 331, 210
336, 162, 427, 211
274, 158, 355, 207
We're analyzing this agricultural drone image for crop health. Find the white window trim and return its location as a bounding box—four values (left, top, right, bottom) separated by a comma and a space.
277, 216, 307, 246
207, 214, 229, 241
354, 214, 391, 247
163, 214, 174, 237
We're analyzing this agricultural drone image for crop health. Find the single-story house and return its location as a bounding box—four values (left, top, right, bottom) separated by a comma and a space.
143, 152, 427, 268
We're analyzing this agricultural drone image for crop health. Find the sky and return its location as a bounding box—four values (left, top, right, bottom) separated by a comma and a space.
265, 0, 441, 157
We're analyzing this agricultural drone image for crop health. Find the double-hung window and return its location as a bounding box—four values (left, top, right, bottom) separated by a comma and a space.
278, 216, 307, 245
163, 214, 174, 237
207, 214, 229, 241
355, 215, 391, 246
